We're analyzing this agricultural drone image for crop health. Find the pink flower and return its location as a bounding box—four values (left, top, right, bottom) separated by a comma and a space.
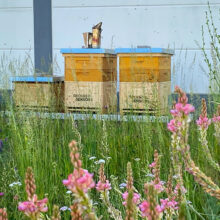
96, 180, 111, 192
175, 103, 195, 115
122, 191, 140, 206
153, 181, 164, 193
139, 200, 150, 217
167, 119, 181, 133
196, 116, 211, 129
182, 104, 195, 115
63, 168, 95, 193
0, 192, 4, 196
160, 198, 178, 211
174, 184, 187, 195
170, 103, 195, 118
18, 194, 48, 216
170, 109, 181, 117
212, 116, 220, 123
156, 204, 163, 213
139, 200, 163, 219
149, 162, 156, 168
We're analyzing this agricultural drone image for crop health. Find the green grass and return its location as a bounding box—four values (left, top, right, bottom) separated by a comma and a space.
0, 103, 219, 219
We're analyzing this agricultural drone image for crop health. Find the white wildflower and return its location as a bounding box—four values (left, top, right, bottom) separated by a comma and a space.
119, 183, 127, 189
146, 173, 155, 178
134, 158, 140, 162
89, 156, 96, 160
97, 159, 105, 164
9, 182, 22, 187
60, 206, 71, 211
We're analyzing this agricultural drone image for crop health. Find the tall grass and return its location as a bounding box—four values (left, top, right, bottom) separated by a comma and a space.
0, 101, 219, 219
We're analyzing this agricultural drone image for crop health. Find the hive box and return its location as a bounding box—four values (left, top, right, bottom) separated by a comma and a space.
115, 48, 174, 114
11, 76, 64, 112
61, 48, 117, 113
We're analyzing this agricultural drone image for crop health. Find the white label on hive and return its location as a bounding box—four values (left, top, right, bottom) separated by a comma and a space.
72, 94, 93, 102
129, 95, 150, 103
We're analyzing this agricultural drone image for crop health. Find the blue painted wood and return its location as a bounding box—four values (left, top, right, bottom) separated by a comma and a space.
60, 48, 115, 54
10, 76, 64, 83
115, 48, 174, 54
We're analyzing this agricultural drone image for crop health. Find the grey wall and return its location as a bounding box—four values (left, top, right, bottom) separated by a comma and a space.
0, 0, 34, 89
52, 0, 220, 93
0, 0, 220, 93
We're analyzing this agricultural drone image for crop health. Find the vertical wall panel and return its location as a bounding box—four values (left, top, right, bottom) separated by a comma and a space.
33, 0, 52, 74
52, 1, 220, 93
0, 1, 34, 89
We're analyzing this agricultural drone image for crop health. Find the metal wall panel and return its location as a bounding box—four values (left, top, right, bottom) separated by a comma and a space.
0, 50, 34, 89
0, 0, 32, 8
52, 0, 220, 7
0, 8, 34, 49
52, 2, 219, 93
53, 6, 218, 49
33, 0, 52, 74
0, 0, 34, 89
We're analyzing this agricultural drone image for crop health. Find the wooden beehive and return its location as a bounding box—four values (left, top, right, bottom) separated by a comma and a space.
65, 81, 116, 113
115, 48, 174, 114
11, 76, 64, 112
120, 81, 171, 114
61, 48, 117, 113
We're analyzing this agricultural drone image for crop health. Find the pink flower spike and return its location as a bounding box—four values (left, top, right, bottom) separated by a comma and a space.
18, 194, 48, 216
63, 168, 95, 193
170, 109, 180, 117
174, 103, 195, 115
149, 162, 156, 168
167, 119, 181, 133
196, 116, 211, 129
139, 200, 150, 217
96, 180, 111, 192
212, 116, 220, 123
155, 204, 163, 213
0, 192, 4, 196
154, 182, 164, 193
160, 198, 178, 211
122, 191, 140, 206
182, 104, 195, 115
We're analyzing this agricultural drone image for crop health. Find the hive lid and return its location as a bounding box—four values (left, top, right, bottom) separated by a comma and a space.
60, 48, 115, 54
115, 48, 174, 55
10, 76, 64, 82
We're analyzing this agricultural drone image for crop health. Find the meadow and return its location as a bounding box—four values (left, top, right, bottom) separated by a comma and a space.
0, 86, 219, 219
0, 3, 220, 219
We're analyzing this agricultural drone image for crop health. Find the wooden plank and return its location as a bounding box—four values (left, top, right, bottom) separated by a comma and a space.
65, 56, 116, 70
64, 54, 117, 82
119, 81, 171, 114
119, 69, 171, 82
119, 56, 159, 69
119, 54, 171, 82
65, 69, 116, 82
13, 82, 64, 111
65, 81, 116, 113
